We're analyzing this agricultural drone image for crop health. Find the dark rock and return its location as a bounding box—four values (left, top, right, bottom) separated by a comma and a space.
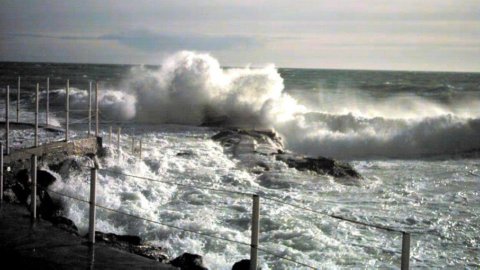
232, 259, 250, 270
176, 151, 194, 157
130, 245, 169, 263
170, 253, 208, 270
12, 169, 59, 204
2, 188, 19, 203
211, 129, 362, 183
92, 231, 169, 262
277, 155, 361, 179
38, 189, 63, 219
211, 130, 236, 141
37, 170, 58, 188
12, 169, 30, 203
48, 216, 79, 235
94, 231, 142, 246
15, 169, 30, 185
201, 115, 231, 127
212, 128, 283, 156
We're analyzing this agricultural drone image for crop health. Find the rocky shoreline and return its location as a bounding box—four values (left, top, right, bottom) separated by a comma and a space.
2, 127, 362, 269
211, 128, 362, 185
1, 143, 249, 270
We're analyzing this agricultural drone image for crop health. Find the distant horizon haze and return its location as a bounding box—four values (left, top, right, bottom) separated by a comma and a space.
1, 0, 479, 72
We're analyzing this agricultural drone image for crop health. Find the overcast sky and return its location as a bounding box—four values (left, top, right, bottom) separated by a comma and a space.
1, 0, 479, 71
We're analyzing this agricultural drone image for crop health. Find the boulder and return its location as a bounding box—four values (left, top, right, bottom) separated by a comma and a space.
170, 253, 208, 270
232, 259, 250, 270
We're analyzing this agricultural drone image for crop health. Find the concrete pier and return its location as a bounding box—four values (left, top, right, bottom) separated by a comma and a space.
0, 204, 176, 269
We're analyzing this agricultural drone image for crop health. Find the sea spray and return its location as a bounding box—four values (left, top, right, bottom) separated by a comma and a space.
8, 60, 477, 268
120, 51, 480, 159
37, 51, 480, 158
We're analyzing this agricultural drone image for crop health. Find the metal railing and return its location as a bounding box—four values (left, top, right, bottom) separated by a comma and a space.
1, 76, 414, 269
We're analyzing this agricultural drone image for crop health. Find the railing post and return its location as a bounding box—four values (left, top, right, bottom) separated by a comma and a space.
17, 77, 20, 123
65, 80, 69, 142
31, 154, 37, 219
46, 77, 49, 126
0, 142, 3, 203
401, 232, 411, 270
88, 81, 92, 136
5, 85, 10, 155
95, 82, 99, 137
117, 127, 121, 154
89, 165, 97, 244
35, 83, 39, 147
250, 194, 260, 270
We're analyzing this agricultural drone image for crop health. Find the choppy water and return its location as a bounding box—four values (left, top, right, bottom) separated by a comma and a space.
1, 54, 479, 269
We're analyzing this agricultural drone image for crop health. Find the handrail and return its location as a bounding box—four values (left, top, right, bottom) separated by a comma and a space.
2, 76, 413, 269
96, 167, 254, 197
262, 195, 404, 233
40, 185, 317, 269
90, 165, 409, 234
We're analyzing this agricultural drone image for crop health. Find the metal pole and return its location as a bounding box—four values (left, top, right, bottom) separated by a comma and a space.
89, 166, 97, 244
46, 77, 49, 126
31, 154, 37, 219
109, 126, 112, 146
0, 143, 3, 203
17, 77, 20, 123
117, 127, 121, 154
95, 82, 99, 137
65, 80, 69, 142
401, 232, 411, 270
35, 83, 39, 147
5, 85, 9, 155
250, 194, 260, 270
88, 81, 92, 136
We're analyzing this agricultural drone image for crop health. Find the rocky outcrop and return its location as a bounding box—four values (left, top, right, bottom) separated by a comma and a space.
212, 129, 283, 156
212, 128, 361, 184
93, 231, 169, 262
276, 155, 361, 178
170, 253, 208, 270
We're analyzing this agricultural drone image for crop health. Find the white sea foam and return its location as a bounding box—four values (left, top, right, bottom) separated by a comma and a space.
111, 51, 480, 159
15, 54, 478, 269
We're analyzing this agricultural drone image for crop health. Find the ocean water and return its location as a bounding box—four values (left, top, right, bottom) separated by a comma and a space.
1, 52, 479, 269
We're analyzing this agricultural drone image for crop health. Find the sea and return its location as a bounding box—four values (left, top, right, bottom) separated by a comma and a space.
1, 51, 479, 269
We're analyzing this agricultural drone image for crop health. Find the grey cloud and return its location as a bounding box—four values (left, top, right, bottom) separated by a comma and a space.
1, 31, 260, 52
99, 30, 260, 52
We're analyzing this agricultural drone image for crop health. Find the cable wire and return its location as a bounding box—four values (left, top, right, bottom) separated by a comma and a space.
262, 195, 404, 233
42, 186, 251, 248
96, 167, 254, 197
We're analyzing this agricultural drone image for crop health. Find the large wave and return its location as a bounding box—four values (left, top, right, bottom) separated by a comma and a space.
61, 51, 480, 159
